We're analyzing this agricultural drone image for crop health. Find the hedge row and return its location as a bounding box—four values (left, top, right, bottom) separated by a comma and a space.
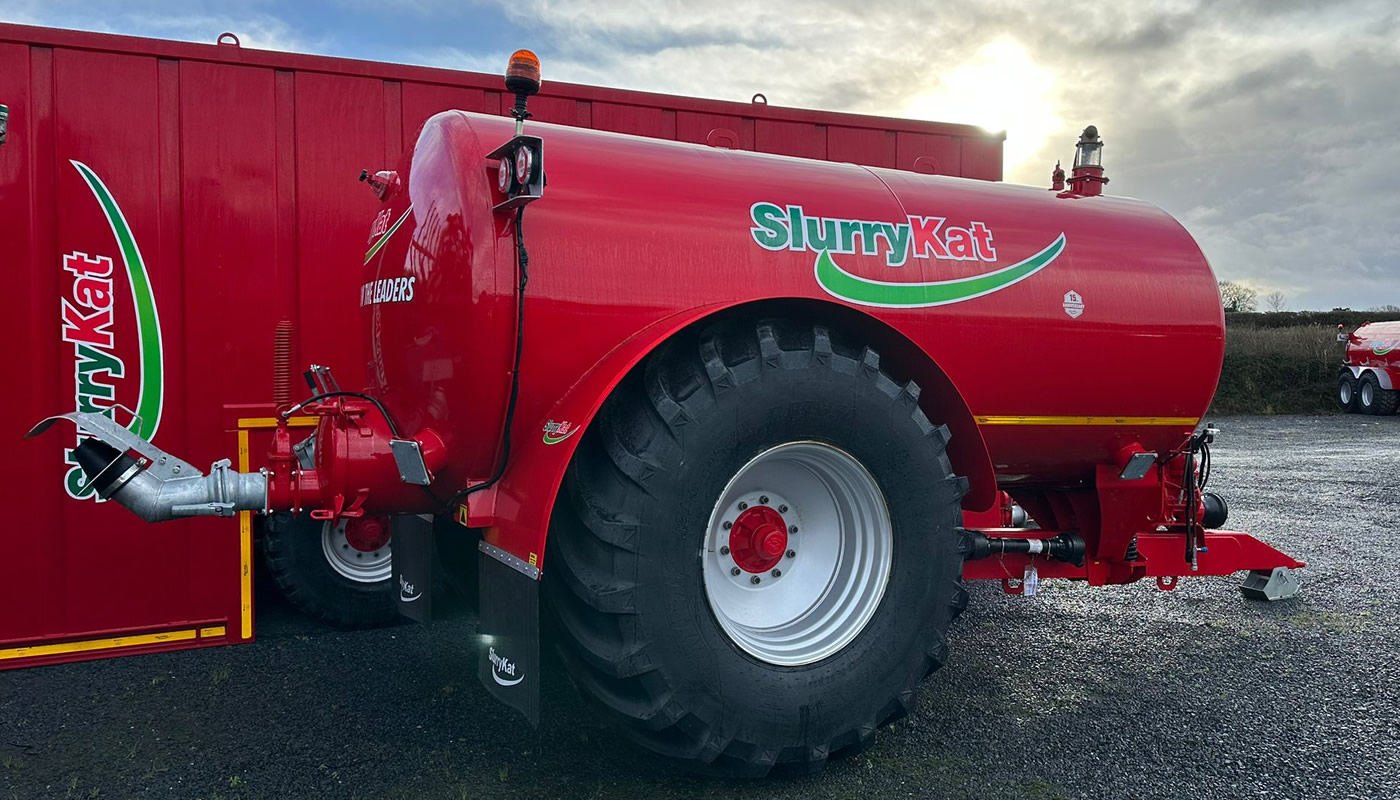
1210, 324, 1348, 415
1225, 310, 1400, 330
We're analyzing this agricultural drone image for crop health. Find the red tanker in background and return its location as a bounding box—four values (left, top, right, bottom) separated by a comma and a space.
1337, 321, 1400, 415
30, 51, 1304, 775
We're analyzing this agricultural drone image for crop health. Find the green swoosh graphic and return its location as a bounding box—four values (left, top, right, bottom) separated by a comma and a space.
71, 160, 163, 441
815, 233, 1067, 308
1375, 345, 1395, 355
364, 205, 414, 265
543, 428, 579, 445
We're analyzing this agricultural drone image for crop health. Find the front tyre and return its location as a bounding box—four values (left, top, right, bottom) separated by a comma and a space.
546, 321, 967, 776
263, 513, 398, 629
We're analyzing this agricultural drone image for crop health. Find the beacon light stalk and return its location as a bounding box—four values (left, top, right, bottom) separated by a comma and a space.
505, 49, 541, 135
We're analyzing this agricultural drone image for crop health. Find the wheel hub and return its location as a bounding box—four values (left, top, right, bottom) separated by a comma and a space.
730, 506, 789, 573
344, 516, 391, 552
702, 442, 892, 666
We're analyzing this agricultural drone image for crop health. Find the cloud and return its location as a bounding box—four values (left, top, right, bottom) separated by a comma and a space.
447, 0, 1398, 310
1, 1, 315, 52
7, 0, 1397, 309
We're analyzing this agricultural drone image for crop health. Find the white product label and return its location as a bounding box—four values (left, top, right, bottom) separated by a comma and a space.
1063, 290, 1084, 319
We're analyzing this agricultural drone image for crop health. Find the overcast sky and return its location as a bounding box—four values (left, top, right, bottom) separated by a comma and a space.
6, 0, 1397, 310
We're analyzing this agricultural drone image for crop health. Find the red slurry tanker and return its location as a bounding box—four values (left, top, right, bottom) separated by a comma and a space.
29, 52, 1304, 775
1337, 321, 1400, 415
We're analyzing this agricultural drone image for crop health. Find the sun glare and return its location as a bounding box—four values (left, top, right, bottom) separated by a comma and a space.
907, 39, 1060, 177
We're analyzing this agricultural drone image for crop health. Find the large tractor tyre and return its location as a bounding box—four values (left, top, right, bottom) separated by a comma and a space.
1370, 382, 1399, 415
1358, 373, 1396, 415
545, 320, 968, 776
1336, 371, 1358, 412
263, 512, 399, 629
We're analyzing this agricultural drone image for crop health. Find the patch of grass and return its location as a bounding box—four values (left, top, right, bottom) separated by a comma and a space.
210, 666, 232, 687
1020, 777, 1071, 800
0, 753, 24, 770
1287, 610, 1370, 633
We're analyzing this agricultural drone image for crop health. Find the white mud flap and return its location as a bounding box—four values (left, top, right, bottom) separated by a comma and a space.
478, 541, 540, 725
1240, 567, 1301, 601
392, 514, 435, 623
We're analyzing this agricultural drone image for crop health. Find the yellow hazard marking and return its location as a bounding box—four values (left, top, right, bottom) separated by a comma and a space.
237, 416, 318, 429
199, 626, 226, 638
975, 415, 1200, 427
0, 629, 198, 661
528, 553, 538, 567
238, 430, 254, 640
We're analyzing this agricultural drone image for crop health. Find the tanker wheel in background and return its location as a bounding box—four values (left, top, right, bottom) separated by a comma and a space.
263, 512, 399, 629
1363, 374, 1400, 415
1357, 373, 1385, 415
1336, 372, 1357, 412
545, 320, 968, 776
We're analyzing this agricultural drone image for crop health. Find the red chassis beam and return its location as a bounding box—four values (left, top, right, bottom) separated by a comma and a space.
962, 528, 1305, 590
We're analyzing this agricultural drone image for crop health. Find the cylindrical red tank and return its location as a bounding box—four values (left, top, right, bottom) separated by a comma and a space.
1347, 321, 1400, 373
365, 111, 1224, 492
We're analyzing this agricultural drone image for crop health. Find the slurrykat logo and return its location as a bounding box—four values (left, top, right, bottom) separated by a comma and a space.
749, 202, 1066, 308
61, 161, 164, 499
489, 646, 523, 687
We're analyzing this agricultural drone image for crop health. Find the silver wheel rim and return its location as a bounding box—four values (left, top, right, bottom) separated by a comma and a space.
321, 519, 393, 583
1340, 381, 1353, 405
701, 441, 893, 666
1361, 382, 1374, 406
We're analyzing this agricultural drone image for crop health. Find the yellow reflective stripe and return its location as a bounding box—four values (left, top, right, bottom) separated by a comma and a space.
200, 626, 226, 638
236, 416, 318, 429
237, 430, 254, 640
0, 629, 197, 661
976, 415, 1200, 426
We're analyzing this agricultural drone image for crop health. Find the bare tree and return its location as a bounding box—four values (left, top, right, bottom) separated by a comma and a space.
1368, 304, 1400, 313
1219, 281, 1258, 313
1264, 290, 1287, 312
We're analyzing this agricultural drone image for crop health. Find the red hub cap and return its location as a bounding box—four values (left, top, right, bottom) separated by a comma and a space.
729, 506, 788, 573
344, 516, 391, 552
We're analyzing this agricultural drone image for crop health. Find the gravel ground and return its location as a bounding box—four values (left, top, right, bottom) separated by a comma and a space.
2, 414, 1397, 800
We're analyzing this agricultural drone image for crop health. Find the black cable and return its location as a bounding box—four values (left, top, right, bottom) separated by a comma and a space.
448, 205, 529, 507
1199, 440, 1212, 490
281, 390, 401, 438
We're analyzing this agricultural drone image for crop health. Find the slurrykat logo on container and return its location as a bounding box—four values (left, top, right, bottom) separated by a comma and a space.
59, 161, 165, 499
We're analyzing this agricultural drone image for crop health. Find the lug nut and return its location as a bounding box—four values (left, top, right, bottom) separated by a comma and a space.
778, 504, 788, 513
720, 545, 730, 555
789, 525, 798, 534
731, 567, 741, 576
738, 501, 749, 511
723, 521, 732, 530
771, 569, 782, 578
786, 549, 796, 558
750, 575, 761, 585
759, 495, 769, 504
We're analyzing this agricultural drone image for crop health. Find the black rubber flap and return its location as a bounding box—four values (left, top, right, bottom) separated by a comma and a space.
478, 549, 540, 726
392, 514, 434, 623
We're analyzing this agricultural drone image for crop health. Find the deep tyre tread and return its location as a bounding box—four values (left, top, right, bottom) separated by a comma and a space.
1375, 388, 1400, 415
545, 319, 967, 776
263, 512, 398, 629
1359, 373, 1387, 415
